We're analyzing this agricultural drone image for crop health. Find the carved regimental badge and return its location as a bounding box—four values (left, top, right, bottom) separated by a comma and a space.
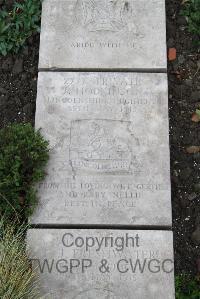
69, 119, 140, 174
80, 0, 129, 32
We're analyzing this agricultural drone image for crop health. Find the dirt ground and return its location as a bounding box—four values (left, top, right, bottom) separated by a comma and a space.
167, 0, 200, 275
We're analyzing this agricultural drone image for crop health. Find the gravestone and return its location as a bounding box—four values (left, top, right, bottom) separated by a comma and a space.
30, 72, 171, 226
27, 229, 175, 299
27, 0, 175, 297
39, 0, 167, 70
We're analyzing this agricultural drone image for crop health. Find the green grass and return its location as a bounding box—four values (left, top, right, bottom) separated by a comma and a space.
0, 0, 42, 56
175, 274, 200, 299
181, 0, 200, 45
0, 123, 49, 221
0, 219, 40, 299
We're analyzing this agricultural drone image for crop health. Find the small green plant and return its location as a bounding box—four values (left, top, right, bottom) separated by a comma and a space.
0, 219, 40, 299
181, 0, 200, 45
175, 274, 200, 299
0, 123, 49, 220
0, 0, 42, 56
196, 109, 200, 117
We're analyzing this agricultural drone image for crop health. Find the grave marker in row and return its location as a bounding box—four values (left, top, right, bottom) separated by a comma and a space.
27, 0, 175, 297
31, 72, 171, 226
27, 229, 175, 298
39, 0, 167, 71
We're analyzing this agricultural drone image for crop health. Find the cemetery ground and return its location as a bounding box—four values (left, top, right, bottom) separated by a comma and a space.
0, 0, 199, 297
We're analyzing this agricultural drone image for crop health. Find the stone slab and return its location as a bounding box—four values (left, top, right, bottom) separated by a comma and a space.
39, 0, 167, 70
31, 72, 171, 226
27, 229, 175, 299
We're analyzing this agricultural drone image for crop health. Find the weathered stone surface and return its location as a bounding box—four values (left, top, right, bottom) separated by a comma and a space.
27, 229, 175, 299
39, 0, 167, 70
31, 72, 171, 226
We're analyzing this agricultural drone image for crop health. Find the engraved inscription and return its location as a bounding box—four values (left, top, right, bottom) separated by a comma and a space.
32, 73, 171, 225
74, 288, 118, 299
44, 288, 118, 299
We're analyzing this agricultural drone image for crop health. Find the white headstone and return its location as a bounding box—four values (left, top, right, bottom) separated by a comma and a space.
31, 72, 171, 226
39, 0, 167, 70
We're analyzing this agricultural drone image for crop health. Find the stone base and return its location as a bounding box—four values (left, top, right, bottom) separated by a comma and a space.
27, 229, 175, 298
